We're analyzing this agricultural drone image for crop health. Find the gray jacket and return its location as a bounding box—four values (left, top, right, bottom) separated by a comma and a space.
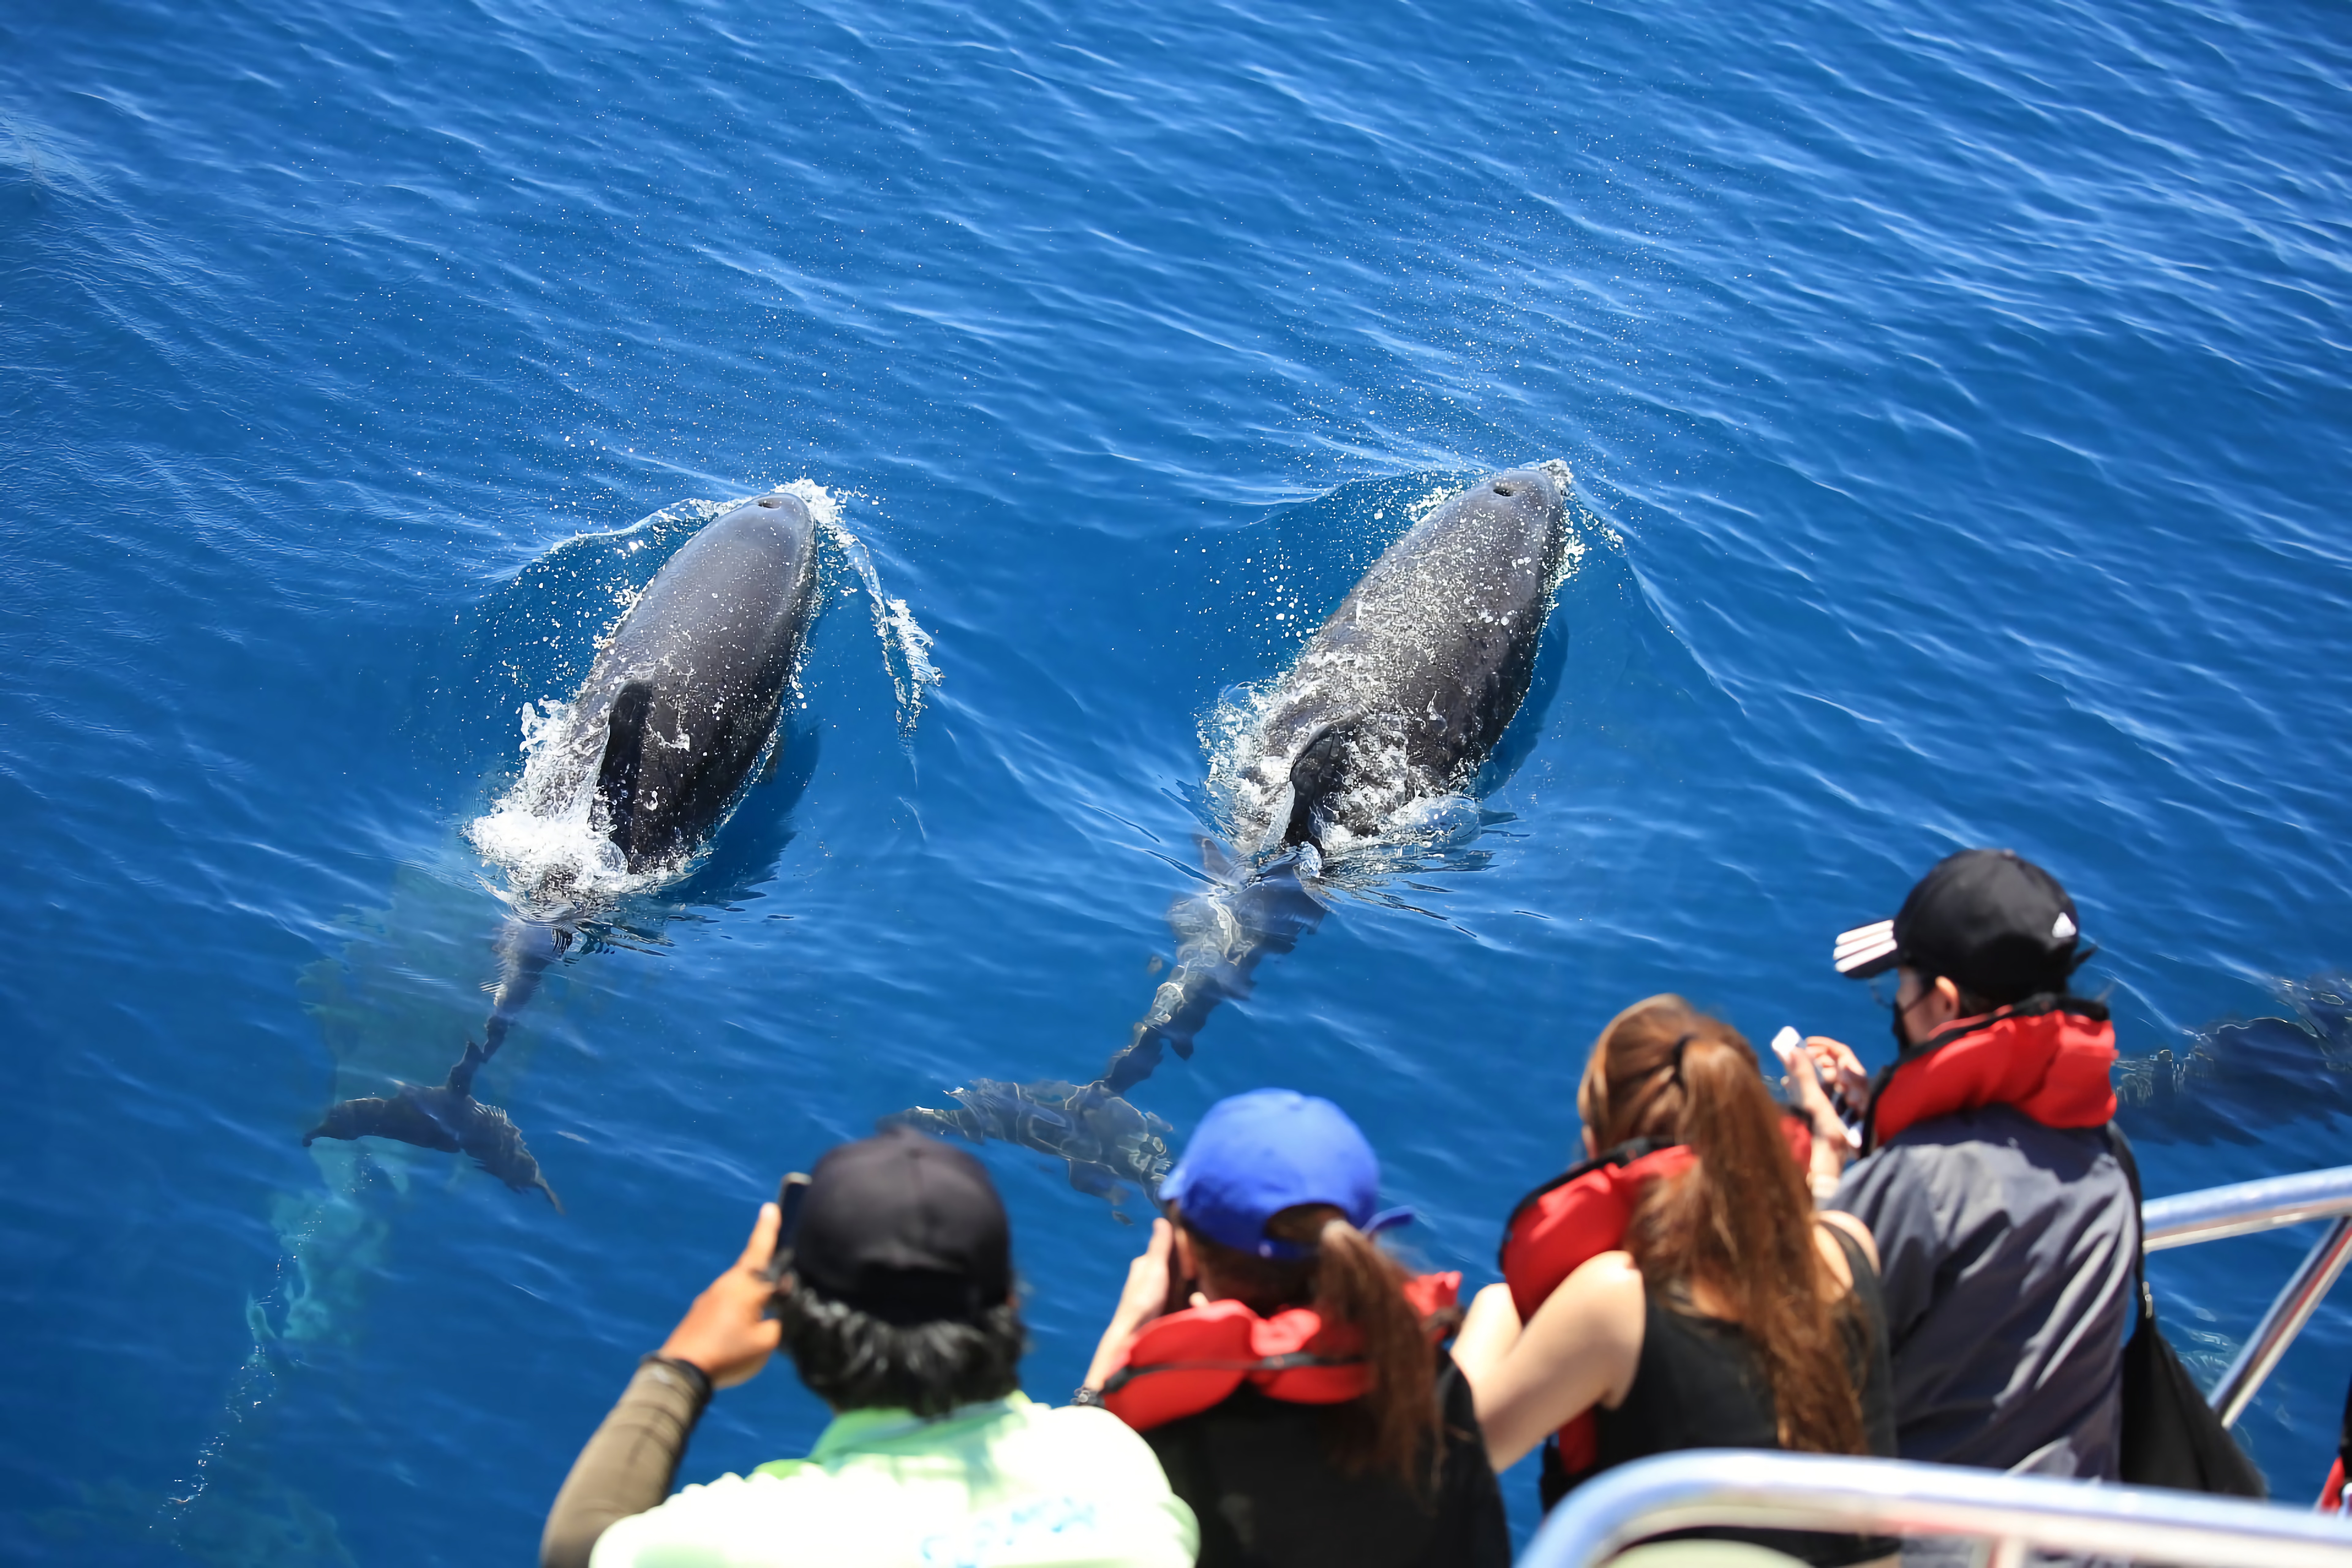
1831, 1104, 2136, 1477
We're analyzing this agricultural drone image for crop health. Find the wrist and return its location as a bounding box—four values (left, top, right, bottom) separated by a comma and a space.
639, 1353, 715, 1413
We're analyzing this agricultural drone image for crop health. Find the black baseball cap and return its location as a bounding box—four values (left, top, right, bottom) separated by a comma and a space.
1833, 848, 2087, 1005
791, 1130, 1012, 1326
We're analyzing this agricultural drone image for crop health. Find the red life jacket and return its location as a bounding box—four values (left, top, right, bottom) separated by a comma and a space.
1868, 999, 2117, 1149
1494, 1115, 1815, 1478
1099, 1272, 1461, 1433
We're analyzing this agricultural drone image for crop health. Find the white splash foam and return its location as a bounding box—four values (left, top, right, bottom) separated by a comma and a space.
465, 690, 650, 907
795, 477, 941, 733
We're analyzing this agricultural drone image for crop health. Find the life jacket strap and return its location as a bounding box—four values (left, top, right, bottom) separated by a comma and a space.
1101, 1350, 1365, 1396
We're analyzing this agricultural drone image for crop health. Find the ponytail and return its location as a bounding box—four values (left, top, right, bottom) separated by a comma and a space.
1177, 1204, 1442, 1491
1599, 998, 1867, 1457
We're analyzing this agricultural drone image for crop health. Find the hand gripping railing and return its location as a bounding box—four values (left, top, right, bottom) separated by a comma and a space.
2141, 1163, 2352, 1427
1519, 1449, 2352, 1568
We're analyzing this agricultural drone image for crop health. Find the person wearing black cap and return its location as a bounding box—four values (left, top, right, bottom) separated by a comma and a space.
541, 1131, 1199, 1568
1796, 849, 2134, 1481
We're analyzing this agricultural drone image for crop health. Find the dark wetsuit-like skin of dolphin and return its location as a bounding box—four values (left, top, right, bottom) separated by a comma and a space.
305, 1042, 564, 1212
1102, 846, 1324, 1095
477, 493, 819, 1060
900, 466, 1574, 1197
484, 917, 573, 1058
300, 495, 824, 1209
578, 492, 822, 874
1243, 463, 1569, 854
886, 1078, 1174, 1208
1099, 465, 1570, 1095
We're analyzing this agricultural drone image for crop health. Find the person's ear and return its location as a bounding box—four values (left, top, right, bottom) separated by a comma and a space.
1933, 975, 1962, 1012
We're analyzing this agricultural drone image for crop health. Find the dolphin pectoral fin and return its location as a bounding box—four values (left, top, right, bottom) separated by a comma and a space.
536, 1177, 565, 1215
595, 680, 656, 862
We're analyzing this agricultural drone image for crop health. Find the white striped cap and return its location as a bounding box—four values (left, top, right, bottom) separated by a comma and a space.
1833, 918, 1901, 979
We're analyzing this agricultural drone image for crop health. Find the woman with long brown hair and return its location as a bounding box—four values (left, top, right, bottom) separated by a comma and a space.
1080, 1089, 1508, 1568
1455, 997, 1896, 1566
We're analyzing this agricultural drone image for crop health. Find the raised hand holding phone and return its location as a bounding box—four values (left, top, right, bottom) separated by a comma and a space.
657, 1198, 790, 1390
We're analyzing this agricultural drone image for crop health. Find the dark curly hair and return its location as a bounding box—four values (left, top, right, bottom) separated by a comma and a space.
777, 1284, 1026, 1419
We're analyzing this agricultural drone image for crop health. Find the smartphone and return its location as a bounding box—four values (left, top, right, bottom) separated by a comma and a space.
763, 1172, 813, 1287
1772, 1027, 1863, 1149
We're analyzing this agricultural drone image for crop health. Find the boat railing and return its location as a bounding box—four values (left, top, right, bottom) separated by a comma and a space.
2142, 1163, 2352, 1425
1515, 1167, 2352, 1566
1518, 1449, 2352, 1568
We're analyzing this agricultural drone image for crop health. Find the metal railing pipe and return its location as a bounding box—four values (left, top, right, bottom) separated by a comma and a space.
1521, 1449, 2352, 1568
2143, 1164, 2352, 1251
2211, 1213, 2352, 1427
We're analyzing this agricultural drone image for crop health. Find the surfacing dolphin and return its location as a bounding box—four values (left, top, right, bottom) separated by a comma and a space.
306, 491, 825, 1202
565, 488, 824, 878
1100, 462, 1571, 1093
1236, 462, 1571, 856
304, 1042, 564, 1212
894, 465, 1574, 1202
482, 487, 820, 1041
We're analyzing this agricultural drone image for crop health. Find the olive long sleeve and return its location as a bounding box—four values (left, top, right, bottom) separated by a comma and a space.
541, 1359, 711, 1568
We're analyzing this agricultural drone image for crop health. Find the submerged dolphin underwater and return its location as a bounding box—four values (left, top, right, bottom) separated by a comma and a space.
303, 1041, 565, 1210
2116, 972, 2352, 1141
898, 463, 1574, 1197
304, 492, 825, 1198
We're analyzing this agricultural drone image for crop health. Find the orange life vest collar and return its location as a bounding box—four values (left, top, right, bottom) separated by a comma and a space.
1099, 1272, 1461, 1432
1494, 1115, 1814, 1481
1496, 1114, 1815, 1321
1867, 996, 2118, 1150
1496, 1140, 1690, 1322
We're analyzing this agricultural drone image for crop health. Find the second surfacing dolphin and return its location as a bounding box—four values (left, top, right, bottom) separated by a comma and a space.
1102, 463, 1572, 1094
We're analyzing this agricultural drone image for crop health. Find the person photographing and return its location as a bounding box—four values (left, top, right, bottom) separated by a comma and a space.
1800, 848, 2133, 1479
1456, 998, 1896, 1567
1079, 1089, 1509, 1568
542, 1130, 1197, 1568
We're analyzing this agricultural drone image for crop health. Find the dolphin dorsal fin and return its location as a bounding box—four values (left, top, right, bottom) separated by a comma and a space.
595, 681, 655, 861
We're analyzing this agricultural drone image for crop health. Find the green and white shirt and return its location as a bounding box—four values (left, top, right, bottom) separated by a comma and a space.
590, 1393, 1199, 1568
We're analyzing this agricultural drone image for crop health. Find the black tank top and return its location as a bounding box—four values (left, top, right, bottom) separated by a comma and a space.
1584, 1225, 1898, 1567
1143, 1352, 1510, 1568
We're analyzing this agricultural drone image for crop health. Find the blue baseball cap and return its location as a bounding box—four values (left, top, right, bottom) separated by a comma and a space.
1161, 1089, 1414, 1259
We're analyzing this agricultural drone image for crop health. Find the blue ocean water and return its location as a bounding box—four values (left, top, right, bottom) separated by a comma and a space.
4, 0, 2350, 1559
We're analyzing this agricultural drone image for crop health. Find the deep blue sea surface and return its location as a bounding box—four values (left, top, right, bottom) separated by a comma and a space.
6, 0, 2352, 1560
